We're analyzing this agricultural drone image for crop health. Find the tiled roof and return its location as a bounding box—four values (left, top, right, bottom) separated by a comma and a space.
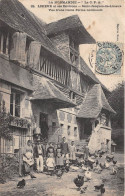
0, 0, 69, 63
45, 15, 95, 44
0, 56, 33, 90
0, 0, 108, 92
77, 84, 115, 118
80, 58, 109, 91
30, 77, 76, 108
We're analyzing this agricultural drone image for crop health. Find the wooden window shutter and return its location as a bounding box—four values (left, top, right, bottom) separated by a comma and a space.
10, 32, 26, 63
27, 41, 41, 69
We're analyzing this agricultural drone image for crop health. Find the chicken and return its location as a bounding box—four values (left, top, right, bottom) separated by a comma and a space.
94, 164, 102, 174
85, 169, 92, 180
85, 158, 95, 170
70, 165, 79, 171
110, 166, 117, 175
99, 163, 105, 170
17, 179, 25, 188
99, 151, 105, 156
74, 175, 84, 190
56, 169, 63, 178
96, 160, 99, 166
65, 165, 70, 173
106, 155, 114, 162
82, 165, 88, 171
80, 185, 88, 194
94, 184, 104, 191
100, 185, 105, 195
113, 160, 117, 165
30, 173, 36, 179
104, 161, 110, 169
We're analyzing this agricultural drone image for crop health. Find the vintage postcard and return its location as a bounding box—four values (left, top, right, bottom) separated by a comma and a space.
0, 0, 124, 195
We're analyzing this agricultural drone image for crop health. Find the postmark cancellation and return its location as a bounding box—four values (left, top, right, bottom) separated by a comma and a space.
95, 42, 123, 75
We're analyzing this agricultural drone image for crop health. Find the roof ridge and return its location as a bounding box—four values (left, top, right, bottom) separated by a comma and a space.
46, 14, 81, 26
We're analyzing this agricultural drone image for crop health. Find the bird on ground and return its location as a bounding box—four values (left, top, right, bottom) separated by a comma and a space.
104, 161, 110, 169
100, 185, 105, 195
80, 185, 88, 194
94, 184, 104, 192
17, 179, 25, 188
99, 163, 105, 170
82, 164, 88, 171
86, 159, 95, 170
65, 164, 70, 173
56, 169, 63, 178
94, 164, 102, 174
110, 166, 117, 175
113, 160, 117, 165
99, 151, 105, 156
30, 173, 36, 179
106, 155, 114, 162
96, 160, 99, 166
74, 175, 84, 191
70, 165, 79, 171
85, 168, 92, 180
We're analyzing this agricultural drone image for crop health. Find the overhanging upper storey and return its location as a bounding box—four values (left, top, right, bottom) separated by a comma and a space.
45, 15, 96, 45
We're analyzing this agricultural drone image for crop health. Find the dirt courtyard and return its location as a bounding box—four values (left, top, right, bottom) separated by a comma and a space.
0, 153, 124, 196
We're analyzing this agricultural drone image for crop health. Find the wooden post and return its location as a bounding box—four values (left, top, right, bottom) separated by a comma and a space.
6, 33, 9, 55
19, 134, 22, 176
0, 34, 4, 53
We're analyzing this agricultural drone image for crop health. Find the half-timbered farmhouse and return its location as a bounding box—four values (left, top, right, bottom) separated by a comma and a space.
0, 0, 115, 154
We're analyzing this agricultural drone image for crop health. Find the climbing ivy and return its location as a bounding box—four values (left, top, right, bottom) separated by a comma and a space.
0, 100, 12, 140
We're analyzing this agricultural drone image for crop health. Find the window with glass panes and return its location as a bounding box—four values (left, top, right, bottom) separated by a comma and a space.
10, 91, 21, 117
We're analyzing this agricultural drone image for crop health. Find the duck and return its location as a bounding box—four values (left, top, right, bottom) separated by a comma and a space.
74, 175, 84, 191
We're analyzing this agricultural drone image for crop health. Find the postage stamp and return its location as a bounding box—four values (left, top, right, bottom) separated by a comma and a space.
95, 42, 123, 75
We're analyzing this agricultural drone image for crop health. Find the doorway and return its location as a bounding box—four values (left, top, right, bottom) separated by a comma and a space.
84, 119, 92, 138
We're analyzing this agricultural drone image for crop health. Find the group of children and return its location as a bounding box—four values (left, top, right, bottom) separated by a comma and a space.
23, 137, 77, 175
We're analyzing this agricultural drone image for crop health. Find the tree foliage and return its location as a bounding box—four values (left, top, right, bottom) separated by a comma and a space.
0, 100, 12, 140
108, 81, 124, 128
